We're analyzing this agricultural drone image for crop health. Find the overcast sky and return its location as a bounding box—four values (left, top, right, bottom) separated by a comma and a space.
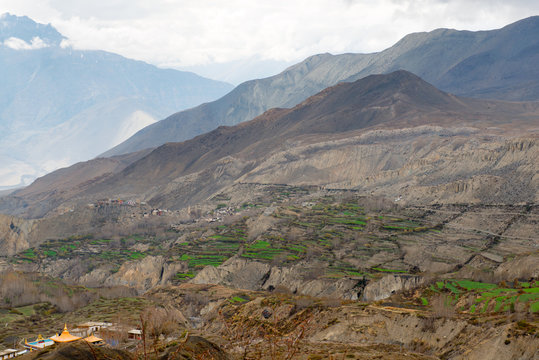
2, 0, 539, 82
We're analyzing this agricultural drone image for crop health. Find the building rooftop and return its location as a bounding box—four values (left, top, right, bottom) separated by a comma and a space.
78, 321, 111, 327
0, 349, 17, 356
50, 324, 82, 343
84, 334, 104, 343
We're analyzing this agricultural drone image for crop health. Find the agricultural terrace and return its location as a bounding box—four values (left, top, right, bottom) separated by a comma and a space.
424, 279, 539, 314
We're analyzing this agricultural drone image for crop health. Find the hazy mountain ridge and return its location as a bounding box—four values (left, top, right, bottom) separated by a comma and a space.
0, 13, 233, 189
104, 16, 539, 157
0, 13, 64, 45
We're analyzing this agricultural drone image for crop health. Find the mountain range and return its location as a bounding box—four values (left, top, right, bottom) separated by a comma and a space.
0, 13, 233, 189
3, 70, 537, 219
104, 16, 539, 157
0, 14, 537, 359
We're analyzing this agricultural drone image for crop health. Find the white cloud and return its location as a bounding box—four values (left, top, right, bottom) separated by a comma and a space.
59, 38, 72, 48
3, 36, 49, 50
1, 0, 539, 67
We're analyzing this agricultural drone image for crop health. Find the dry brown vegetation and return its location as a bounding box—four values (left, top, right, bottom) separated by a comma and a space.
0, 271, 136, 312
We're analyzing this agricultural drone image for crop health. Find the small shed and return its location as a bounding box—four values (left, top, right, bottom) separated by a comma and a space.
127, 329, 142, 340
0, 349, 17, 360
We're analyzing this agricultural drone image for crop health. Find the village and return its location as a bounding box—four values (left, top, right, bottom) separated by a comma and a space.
88, 197, 239, 223
0, 321, 143, 359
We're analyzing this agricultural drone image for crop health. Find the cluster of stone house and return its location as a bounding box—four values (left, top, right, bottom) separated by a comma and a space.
200, 206, 238, 223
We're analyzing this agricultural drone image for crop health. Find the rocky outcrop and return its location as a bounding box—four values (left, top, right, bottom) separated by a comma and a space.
261, 264, 364, 300
241, 133, 539, 206
25, 255, 185, 291
191, 257, 271, 290
0, 214, 35, 255
193, 257, 368, 300
308, 306, 538, 360
103, 256, 185, 291
494, 253, 539, 280
360, 274, 425, 301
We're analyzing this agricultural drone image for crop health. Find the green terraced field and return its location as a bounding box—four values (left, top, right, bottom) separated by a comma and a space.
425, 279, 539, 314
372, 267, 407, 273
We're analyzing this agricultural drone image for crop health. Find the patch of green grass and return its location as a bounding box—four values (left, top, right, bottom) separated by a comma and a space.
481, 299, 491, 313
242, 248, 284, 260
129, 251, 145, 260
382, 225, 410, 230
329, 218, 366, 226
530, 301, 539, 313
371, 267, 407, 273
249, 240, 271, 249
15, 305, 36, 316
454, 280, 497, 290
187, 255, 228, 268
21, 248, 37, 259
44, 250, 57, 257
229, 296, 248, 303
518, 293, 539, 302
421, 297, 429, 306
445, 282, 461, 294
175, 272, 195, 279
0, 312, 23, 323
345, 271, 365, 277
494, 297, 505, 312
180, 254, 193, 261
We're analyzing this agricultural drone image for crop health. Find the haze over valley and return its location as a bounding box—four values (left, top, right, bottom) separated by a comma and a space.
0, 13, 233, 190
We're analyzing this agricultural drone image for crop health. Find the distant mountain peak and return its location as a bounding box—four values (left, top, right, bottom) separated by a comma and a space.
0, 13, 65, 47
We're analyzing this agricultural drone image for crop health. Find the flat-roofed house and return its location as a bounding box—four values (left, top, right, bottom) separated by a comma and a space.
0, 349, 17, 359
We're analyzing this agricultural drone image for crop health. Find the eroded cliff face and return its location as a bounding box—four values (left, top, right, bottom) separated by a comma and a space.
20, 254, 186, 291
0, 214, 35, 255
239, 130, 539, 206
102, 255, 185, 290
136, 128, 538, 212
361, 274, 425, 301
191, 257, 424, 301
308, 306, 538, 360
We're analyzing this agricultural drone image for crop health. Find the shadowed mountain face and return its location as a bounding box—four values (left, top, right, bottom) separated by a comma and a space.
4, 71, 538, 218
104, 16, 539, 157
0, 13, 233, 189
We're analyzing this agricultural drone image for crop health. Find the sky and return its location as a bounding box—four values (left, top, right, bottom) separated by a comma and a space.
2, 0, 539, 83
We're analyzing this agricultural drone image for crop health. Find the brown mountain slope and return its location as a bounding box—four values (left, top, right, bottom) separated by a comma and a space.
89, 71, 537, 190
2, 71, 538, 218
104, 16, 539, 157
